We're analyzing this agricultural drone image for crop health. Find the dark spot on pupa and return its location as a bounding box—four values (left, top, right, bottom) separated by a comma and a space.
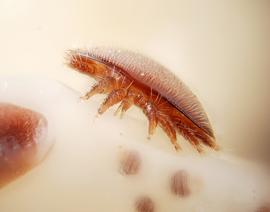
119, 150, 141, 175
170, 170, 191, 197
135, 196, 155, 212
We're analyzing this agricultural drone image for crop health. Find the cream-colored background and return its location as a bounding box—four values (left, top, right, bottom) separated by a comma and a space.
0, 0, 269, 161
0, 1, 270, 211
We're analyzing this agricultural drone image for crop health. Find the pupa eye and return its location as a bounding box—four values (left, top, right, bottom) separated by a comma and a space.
0, 103, 49, 187
0, 78, 66, 187
67, 47, 218, 152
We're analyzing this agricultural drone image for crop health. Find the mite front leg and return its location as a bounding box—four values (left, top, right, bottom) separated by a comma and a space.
143, 103, 158, 139
81, 77, 116, 100
98, 89, 127, 114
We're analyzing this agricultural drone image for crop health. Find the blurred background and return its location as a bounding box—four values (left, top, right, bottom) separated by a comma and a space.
0, 0, 269, 163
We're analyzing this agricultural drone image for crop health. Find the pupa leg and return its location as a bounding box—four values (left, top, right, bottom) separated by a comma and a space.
81, 77, 116, 100
98, 89, 127, 114
157, 113, 179, 150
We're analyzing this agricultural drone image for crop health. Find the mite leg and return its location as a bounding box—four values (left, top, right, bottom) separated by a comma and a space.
115, 91, 134, 118
81, 77, 116, 100
143, 103, 158, 139
98, 89, 127, 114
114, 89, 140, 117
195, 132, 219, 150
187, 134, 203, 153
114, 99, 133, 118
175, 123, 203, 153
157, 113, 179, 150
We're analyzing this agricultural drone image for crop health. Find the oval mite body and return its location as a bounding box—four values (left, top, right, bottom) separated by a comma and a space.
67, 47, 217, 152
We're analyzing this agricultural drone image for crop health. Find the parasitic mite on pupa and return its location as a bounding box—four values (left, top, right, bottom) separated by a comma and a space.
66, 47, 218, 152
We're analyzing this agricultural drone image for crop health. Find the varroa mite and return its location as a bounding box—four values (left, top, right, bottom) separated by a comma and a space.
66, 47, 218, 152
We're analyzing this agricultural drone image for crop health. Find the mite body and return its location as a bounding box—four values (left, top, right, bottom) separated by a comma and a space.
67, 47, 217, 152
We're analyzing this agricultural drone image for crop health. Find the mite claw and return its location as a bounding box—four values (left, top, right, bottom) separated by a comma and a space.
120, 111, 125, 119
114, 104, 122, 116
212, 144, 220, 151
174, 143, 181, 151
80, 95, 90, 100
98, 109, 103, 115
195, 145, 203, 153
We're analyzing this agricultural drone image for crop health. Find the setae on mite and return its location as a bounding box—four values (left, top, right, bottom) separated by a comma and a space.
66, 47, 218, 152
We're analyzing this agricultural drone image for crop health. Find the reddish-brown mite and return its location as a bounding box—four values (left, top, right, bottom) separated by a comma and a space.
66, 47, 218, 152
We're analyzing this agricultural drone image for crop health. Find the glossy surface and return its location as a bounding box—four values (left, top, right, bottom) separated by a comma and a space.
0, 103, 48, 187
0, 0, 269, 160
0, 78, 269, 212
0, 0, 270, 211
